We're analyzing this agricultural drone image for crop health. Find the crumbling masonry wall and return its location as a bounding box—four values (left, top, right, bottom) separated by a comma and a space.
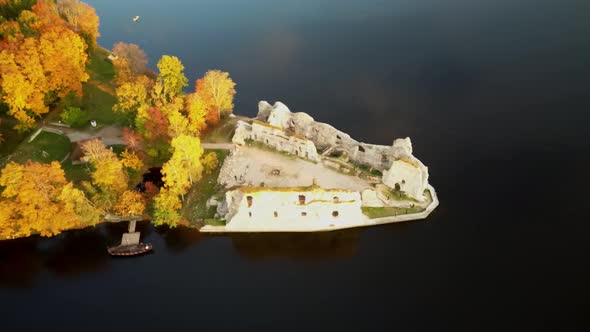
255, 101, 430, 201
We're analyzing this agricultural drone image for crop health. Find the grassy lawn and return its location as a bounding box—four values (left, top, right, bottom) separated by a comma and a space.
80, 83, 124, 126
204, 218, 226, 226
62, 159, 92, 183
380, 186, 419, 203
361, 206, 425, 219
201, 115, 249, 143
57, 48, 123, 129
10, 130, 71, 164
0, 116, 29, 159
108, 144, 127, 156
87, 47, 115, 82
181, 149, 229, 225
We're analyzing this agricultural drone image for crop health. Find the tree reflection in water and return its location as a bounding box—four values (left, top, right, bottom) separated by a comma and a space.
222, 229, 362, 261
0, 220, 154, 288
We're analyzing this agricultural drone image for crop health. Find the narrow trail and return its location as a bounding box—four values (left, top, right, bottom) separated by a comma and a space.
43, 124, 124, 146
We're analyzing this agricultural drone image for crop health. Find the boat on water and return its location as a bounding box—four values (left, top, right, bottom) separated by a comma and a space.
108, 242, 152, 256
133, 16, 140, 22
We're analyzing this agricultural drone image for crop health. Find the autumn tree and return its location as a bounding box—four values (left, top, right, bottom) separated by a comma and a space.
30, 0, 67, 33
113, 80, 149, 125
186, 92, 207, 134
56, 0, 99, 51
0, 0, 37, 20
38, 26, 89, 97
157, 55, 188, 102
0, 161, 83, 238
59, 182, 102, 225
160, 155, 191, 199
152, 188, 181, 227
202, 152, 218, 174
112, 42, 147, 85
0, 37, 47, 131
114, 190, 145, 217
123, 127, 143, 151
120, 148, 144, 172
195, 70, 236, 125
170, 135, 203, 184
81, 139, 129, 210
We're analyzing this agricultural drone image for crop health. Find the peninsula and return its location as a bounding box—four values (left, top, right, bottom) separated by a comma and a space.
0, 0, 437, 240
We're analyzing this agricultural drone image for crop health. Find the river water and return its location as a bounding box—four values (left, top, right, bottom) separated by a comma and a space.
2, 0, 589, 330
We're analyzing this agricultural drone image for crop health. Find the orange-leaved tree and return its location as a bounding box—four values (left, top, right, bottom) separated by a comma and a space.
195, 70, 236, 125
0, 161, 83, 238
0, 36, 48, 131
38, 25, 89, 97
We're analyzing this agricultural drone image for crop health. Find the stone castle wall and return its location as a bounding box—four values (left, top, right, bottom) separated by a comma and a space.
232, 119, 320, 162
219, 187, 363, 231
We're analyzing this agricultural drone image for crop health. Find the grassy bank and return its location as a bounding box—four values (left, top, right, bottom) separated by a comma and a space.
202, 115, 248, 143
361, 206, 426, 219
181, 149, 230, 225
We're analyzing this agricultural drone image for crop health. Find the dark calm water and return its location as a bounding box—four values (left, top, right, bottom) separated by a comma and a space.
2, 0, 590, 330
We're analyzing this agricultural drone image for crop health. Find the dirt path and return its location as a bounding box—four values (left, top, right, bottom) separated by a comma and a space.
44, 124, 124, 146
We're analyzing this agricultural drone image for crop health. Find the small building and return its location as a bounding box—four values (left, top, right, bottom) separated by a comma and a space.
219, 186, 363, 231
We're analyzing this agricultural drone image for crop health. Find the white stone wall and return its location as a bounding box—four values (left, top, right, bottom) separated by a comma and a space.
232, 120, 320, 162
221, 188, 363, 231
382, 159, 429, 201
251, 100, 431, 201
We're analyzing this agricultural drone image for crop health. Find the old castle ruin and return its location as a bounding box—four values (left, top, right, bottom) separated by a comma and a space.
232, 101, 430, 201
205, 101, 438, 232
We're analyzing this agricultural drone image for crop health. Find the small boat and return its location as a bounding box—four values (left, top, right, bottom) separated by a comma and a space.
133, 16, 140, 22
108, 242, 152, 256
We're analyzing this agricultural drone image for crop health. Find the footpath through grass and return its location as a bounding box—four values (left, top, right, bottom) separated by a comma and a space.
10, 130, 71, 164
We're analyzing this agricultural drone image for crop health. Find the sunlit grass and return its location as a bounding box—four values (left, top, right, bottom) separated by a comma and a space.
11, 131, 71, 164
361, 206, 425, 219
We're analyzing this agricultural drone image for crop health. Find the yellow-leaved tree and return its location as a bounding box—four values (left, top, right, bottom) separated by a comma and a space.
201, 152, 219, 174
81, 139, 129, 211
114, 190, 146, 217
186, 92, 207, 135
153, 188, 182, 227
0, 161, 81, 238
156, 55, 188, 102
0, 37, 48, 131
113, 80, 150, 126
169, 135, 204, 184
120, 149, 144, 172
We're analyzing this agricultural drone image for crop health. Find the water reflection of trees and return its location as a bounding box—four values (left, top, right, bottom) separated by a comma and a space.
224, 229, 362, 261
155, 225, 202, 253
0, 221, 154, 288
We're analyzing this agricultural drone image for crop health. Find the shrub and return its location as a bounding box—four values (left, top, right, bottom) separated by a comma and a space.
60, 106, 89, 128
